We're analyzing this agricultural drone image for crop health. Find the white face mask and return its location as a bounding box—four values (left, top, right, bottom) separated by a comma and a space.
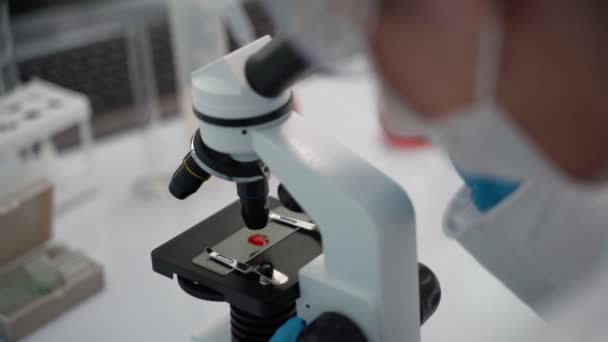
382, 15, 601, 191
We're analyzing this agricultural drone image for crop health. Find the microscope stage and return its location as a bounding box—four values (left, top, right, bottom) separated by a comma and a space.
151, 198, 322, 317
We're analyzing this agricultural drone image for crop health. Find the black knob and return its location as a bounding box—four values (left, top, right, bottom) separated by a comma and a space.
297, 312, 367, 342
177, 276, 224, 302
296, 264, 440, 341
258, 263, 274, 278
419, 262, 441, 325
169, 152, 211, 200
278, 184, 304, 213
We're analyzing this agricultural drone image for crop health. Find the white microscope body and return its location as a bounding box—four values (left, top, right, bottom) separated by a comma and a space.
189, 37, 421, 341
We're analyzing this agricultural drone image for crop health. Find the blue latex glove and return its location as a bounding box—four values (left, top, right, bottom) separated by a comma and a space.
457, 170, 519, 212
269, 317, 306, 342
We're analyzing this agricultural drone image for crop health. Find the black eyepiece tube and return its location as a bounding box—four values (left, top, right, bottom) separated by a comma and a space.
237, 178, 270, 230
245, 37, 311, 98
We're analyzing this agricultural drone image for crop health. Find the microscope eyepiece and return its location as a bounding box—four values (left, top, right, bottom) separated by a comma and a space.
169, 152, 211, 200
245, 37, 310, 98
237, 178, 270, 230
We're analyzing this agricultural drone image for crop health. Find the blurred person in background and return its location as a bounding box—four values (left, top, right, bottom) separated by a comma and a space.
371, 0, 608, 310
272, 0, 608, 340
373, 0, 608, 338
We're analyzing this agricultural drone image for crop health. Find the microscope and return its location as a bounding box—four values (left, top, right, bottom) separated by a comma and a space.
152, 36, 440, 341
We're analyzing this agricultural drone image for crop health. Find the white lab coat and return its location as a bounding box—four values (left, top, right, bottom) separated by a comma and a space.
444, 181, 608, 317
492, 254, 608, 342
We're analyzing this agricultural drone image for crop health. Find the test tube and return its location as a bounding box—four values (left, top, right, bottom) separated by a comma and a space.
168, 0, 228, 140
126, 22, 172, 197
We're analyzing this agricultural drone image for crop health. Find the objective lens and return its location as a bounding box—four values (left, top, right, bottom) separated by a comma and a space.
237, 178, 269, 230
169, 152, 211, 200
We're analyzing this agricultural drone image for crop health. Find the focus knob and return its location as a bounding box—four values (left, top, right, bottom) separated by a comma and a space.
297, 312, 367, 342
419, 262, 441, 325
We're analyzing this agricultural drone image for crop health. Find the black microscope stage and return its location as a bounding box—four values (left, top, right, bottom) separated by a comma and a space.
151, 198, 323, 317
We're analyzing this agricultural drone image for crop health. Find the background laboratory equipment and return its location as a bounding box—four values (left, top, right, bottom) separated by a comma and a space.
0, 78, 96, 209
0, 181, 104, 342
127, 21, 174, 198
378, 92, 430, 149
9, 0, 179, 146
0, 0, 19, 94
1, 7, 102, 335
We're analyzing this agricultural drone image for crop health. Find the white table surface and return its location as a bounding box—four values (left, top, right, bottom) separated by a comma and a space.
23, 76, 543, 342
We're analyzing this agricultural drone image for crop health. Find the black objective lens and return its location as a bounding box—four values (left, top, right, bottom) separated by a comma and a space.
169, 152, 211, 200
237, 178, 269, 230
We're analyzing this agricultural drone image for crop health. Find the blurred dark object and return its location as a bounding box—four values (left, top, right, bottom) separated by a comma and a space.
1, 0, 19, 94
8, 0, 89, 16
278, 184, 304, 213
225, 0, 276, 52
10, 0, 178, 148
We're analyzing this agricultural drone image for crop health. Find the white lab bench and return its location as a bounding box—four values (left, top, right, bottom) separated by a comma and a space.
23, 76, 542, 342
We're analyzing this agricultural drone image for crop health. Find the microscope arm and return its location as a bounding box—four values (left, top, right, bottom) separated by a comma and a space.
250, 113, 421, 342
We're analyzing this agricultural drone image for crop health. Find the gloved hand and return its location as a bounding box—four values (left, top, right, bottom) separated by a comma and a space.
458, 170, 519, 212
269, 317, 306, 342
